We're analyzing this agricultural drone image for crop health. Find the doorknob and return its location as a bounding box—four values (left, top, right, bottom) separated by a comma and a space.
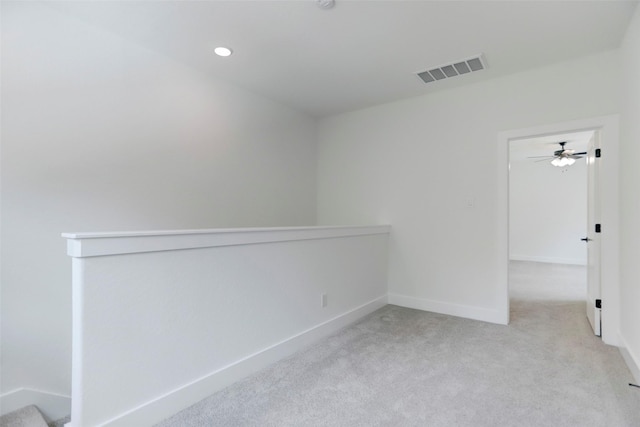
581, 237, 592, 242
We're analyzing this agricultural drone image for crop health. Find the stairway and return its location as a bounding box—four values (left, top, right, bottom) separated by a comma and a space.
0, 406, 48, 427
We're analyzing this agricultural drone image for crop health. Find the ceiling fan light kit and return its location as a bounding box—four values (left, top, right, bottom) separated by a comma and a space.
551, 157, 575, 167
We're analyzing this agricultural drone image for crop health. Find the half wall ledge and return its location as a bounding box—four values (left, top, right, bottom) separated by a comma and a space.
62, 225, 391, 258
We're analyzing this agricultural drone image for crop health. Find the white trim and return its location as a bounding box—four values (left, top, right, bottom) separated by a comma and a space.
509, 255, 586, 266
0, 388, 70, 422
69, 258, 84, 426
388, 293, 507, 325
499, 115, 620, 345
66, 296, 387, 427
62, 225, 391, 258
618, 334, 640, 385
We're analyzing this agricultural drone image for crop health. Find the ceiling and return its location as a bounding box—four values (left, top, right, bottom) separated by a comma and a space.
48, 0, 638, 118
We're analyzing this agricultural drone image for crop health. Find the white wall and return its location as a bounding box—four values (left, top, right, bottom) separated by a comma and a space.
509, 154, 587, 265
63, 226, 389, 426
619, 5, 640, 383
317, 51, 620, 324
0, 1, 317, 416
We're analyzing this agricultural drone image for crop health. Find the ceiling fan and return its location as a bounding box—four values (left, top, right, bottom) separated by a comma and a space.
529, 141, 587, 167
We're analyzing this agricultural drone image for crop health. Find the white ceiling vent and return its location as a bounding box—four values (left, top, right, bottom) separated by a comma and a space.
417, 55, 487, 84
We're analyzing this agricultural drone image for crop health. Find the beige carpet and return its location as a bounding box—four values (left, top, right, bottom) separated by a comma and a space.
157, 261, 640, 426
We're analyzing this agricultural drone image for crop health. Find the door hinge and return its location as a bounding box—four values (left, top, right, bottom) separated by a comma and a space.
595, 148, 601, 158
595, 224, 601, 233
595, 299, 602, 309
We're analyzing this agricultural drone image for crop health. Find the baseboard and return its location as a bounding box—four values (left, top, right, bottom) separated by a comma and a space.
76, 295, 387, 427
618, 334, 640, 385
388, 293, 507, 325
0, 388, 70, 422
509, 255, 586, 266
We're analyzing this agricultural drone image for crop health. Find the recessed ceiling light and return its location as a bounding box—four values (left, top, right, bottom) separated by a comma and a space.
316, 0, 335, 9
214, 47, 233, 57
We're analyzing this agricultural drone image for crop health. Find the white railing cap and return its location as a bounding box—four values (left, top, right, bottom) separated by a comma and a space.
62, 225, 391, 258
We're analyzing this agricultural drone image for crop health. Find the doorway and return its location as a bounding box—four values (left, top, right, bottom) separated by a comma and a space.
497, 115, 620, 346
508, 131, 592, 333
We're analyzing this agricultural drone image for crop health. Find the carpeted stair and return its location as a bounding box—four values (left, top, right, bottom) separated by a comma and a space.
0, 406, 48, 427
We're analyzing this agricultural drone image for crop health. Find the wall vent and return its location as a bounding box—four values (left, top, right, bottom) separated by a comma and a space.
417, 55, 487, 84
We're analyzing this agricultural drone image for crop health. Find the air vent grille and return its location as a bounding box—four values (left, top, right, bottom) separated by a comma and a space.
417, 55, 487, 84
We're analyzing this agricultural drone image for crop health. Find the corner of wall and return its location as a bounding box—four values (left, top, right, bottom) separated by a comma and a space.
618, 334, 640, 385
618, 0, 640, 387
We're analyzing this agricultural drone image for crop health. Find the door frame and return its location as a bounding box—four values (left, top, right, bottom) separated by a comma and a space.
586, 132, 602, 337
497, 115, 620, 346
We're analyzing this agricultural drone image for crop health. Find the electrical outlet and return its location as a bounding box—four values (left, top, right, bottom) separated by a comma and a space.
466, 197, 475, 208
321, 293, 327, 308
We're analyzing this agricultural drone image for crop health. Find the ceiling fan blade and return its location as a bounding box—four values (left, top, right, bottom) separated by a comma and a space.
529, 141, 587, 164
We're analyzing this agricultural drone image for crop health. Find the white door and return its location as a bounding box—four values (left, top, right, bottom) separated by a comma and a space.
585, 132, 601, 336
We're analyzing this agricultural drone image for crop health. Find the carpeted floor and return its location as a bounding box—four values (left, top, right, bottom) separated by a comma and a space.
157, 261, 640, 426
